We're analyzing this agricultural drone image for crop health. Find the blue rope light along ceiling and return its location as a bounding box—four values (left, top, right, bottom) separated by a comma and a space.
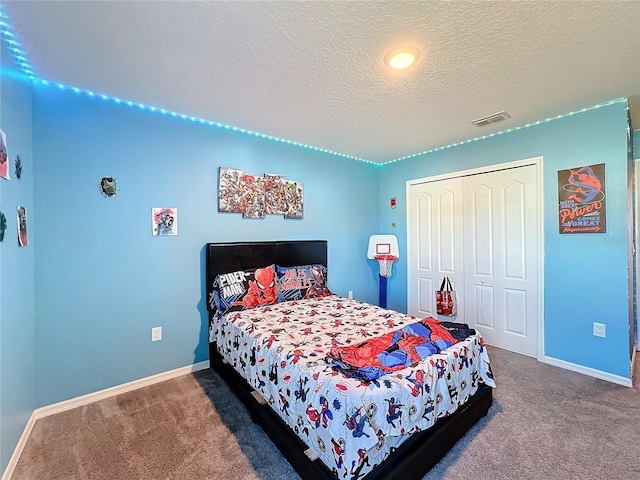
0, 6, 36, 80
0, 4, 629, 166
0, 4, 372, 165
384, 98, 629, 165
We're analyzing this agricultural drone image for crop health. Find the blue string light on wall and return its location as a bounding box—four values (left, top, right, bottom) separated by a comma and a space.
28, 78, 374, 164
0, 5, 36, 80
0, 4, 630, 166
0, 4, 373, 165
382, 98, 629, 165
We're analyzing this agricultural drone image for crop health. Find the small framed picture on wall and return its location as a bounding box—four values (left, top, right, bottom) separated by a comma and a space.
151, 208, 178, 236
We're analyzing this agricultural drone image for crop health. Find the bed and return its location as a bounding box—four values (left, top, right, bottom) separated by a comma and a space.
206, 240, 494, 480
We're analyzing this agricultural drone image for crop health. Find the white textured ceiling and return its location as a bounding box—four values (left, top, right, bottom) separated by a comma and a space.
3, 1, 640, 163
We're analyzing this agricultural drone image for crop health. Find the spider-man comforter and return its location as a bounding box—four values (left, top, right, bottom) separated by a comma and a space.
211, 296, 495, 480
327, 319, 469, 381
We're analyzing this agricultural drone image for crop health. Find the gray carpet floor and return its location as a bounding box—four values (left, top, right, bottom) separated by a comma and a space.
11, 347, 640, 480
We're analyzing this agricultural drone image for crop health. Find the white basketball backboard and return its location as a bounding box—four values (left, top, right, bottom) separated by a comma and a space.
367, 234, 399, 259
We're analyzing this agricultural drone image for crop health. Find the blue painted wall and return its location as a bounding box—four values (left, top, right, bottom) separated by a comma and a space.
379, 102, 631, 379
32, 86, 380, 407
0, 54, 36, 472
0, 30, 636, 474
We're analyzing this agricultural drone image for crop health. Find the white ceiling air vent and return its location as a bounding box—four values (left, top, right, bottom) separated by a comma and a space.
471, 111, 511, 127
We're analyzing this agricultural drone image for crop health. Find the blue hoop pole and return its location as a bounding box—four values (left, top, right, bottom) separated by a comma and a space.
379, 275, 388, 308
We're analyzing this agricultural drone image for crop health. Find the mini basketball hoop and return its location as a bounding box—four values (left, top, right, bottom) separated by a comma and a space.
375, 255, 397, 278
368, 234, 399, 309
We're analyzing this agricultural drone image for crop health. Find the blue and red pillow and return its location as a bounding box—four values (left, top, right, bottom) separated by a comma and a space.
276, 264, 332, 302
212, 264, 278, 317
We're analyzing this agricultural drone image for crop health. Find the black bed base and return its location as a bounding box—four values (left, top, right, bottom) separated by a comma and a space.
209, 343, 493, 480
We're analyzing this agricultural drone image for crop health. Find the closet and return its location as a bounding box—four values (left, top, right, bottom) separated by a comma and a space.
407, 158, 542, 358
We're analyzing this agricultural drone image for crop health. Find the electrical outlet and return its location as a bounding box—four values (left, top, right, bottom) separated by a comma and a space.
151, 326, 162, 342
593, 322, 606, 338
348, 291, 353, 299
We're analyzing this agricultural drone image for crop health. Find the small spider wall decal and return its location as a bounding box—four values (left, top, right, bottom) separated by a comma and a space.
0, 211, 6, 242
15, 154, 22, 179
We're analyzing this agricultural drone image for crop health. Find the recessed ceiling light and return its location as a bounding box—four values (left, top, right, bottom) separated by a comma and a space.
385, 47, 419, 70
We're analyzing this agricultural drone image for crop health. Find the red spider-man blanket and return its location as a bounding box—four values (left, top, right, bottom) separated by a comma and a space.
327, 318, 467, 381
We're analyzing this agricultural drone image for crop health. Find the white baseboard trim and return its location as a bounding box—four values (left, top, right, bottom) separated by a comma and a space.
35, 361, 210, 419
544, 356, 632, 387
1, 361, 209, 480
1, 412, 37, 480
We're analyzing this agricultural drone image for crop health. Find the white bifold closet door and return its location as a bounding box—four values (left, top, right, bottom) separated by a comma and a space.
408, 163, 539, 358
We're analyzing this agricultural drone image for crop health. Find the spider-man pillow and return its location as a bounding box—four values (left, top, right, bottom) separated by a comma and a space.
211, 264, 278, 317
276, 264, 332, 302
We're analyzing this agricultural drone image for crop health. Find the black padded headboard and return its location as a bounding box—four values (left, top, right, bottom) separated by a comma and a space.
205, 240, 327, 313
